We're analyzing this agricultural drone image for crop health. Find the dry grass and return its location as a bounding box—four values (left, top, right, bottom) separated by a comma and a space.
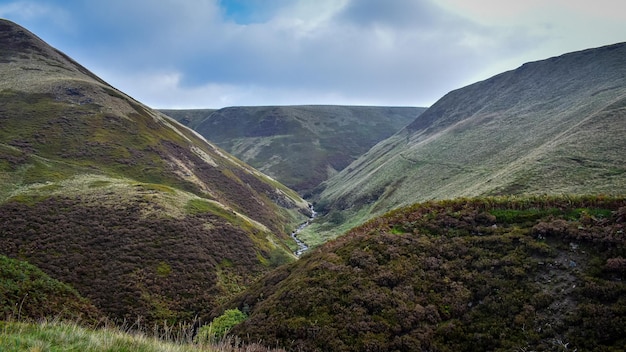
0, 319, 287, 352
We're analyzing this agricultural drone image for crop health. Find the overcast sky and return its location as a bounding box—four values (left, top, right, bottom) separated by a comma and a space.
2, 0, 625, 108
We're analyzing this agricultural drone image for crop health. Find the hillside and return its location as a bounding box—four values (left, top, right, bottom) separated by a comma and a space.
0, 19, 309, 324
160, 109, 217, 130
164, 105, 423, 196
309, 42, 626, 243
226, 195, 626, 351
0, 255, 102, 322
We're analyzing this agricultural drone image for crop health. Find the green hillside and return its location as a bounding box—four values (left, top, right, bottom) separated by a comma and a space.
164, 105, 423, 196
226, 195, 626, 351
0, 19, 309, 324
309, 42, 626, 244
160, 109, 217, 130
3, 17, 626, 352
0, 255, 102, 322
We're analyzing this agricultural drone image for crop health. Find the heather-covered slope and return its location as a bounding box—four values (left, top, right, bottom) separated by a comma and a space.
311, 43, 626, 243
165, 105, 423, 196
0, 255, 102, 323
227, 196, 626, 351
0, 19, 309, 323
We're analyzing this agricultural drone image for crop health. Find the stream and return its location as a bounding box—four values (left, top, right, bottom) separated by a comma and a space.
291, 205, 316, 257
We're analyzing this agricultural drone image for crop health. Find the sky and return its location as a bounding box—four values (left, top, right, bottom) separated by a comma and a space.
1, 0, 625, 109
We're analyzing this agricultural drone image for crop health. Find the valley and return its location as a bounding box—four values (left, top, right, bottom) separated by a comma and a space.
0, 19, 309, 326
162, 105, 424, 197
290, 205, 317, 256
1, 18, 625, 352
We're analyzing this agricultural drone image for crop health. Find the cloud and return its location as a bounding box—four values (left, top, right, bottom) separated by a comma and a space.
337, 0, 449, 29
3, 0, 623, 108
0, 1, 71, 30
99, 68, 378, 108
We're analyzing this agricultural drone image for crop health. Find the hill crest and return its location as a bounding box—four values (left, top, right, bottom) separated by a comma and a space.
0, 18, 309, 324
309, 41, 626, 243
164, 105, 424, 196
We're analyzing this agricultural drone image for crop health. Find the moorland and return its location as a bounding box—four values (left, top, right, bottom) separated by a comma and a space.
1, 18, 625, 351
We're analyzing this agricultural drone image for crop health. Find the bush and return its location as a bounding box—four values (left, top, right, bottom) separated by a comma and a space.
195, 308, 247, 343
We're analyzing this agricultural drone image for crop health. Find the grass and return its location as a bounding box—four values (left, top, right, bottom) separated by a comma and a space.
0, 319, 289, 352
168, 105, 423, 195
2, 36, 312, 252
2, 320, 187, 352
0, 255, 100, 323
311, 43, 626, 244
0, 319, 226, 352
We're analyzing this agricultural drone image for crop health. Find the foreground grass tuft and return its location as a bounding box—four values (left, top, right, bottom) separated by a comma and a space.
0, 319, 285, 352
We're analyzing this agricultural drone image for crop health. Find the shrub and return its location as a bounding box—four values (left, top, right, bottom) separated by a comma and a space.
195, 308, 247, 343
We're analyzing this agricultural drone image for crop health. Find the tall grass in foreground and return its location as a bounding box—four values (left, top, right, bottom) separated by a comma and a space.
0, 319, 285, 352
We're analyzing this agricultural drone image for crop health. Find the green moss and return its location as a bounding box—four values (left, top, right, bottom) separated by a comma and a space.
567, 207, 614, 220
390, 225, 406, 234
489, 208, 561, 224
155, 261, 172, 277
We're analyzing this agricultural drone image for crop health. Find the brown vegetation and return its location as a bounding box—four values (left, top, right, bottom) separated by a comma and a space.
0, 195, 274, 324
227, 196, 626, 351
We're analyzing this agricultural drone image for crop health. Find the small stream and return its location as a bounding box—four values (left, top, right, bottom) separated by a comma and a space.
291, 205, 316, 257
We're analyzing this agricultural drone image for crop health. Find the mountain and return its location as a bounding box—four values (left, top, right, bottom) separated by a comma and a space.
163, 105, 424, 196
225, 195, 626, 351
0, 19, 309, 324
159, 109, 216, 130
310, 42, 626, 243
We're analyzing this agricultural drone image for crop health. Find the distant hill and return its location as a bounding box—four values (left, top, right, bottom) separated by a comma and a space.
226, 195, 626, 351
308, 42, 626, 243
163, 105, 424, 196
0, 19, 309, 324
159, 109, 216, 130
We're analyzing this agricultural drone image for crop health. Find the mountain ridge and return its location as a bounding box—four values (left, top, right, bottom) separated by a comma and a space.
0, 18, 309, 324
2, 18, 626, 351
226, 195, 626, 351
163, 105, 424, 196
308, 41, 626, 243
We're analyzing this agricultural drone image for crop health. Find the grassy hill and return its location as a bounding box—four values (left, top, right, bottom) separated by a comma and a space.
225, 195, 626, 351
163, 105, 423, 196
0, 19, 309, 324
160, 109, 217, 130
308, 42, 626, 244
0, 255, 102, 322
4, 17, 626, 352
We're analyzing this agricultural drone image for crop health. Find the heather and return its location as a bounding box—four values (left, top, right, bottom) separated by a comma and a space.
229, 196, 626, 351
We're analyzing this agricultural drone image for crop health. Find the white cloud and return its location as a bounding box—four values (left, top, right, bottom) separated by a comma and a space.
6, 0, 625, 108
96, 68, 409, 109
0, 1, 70, 30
